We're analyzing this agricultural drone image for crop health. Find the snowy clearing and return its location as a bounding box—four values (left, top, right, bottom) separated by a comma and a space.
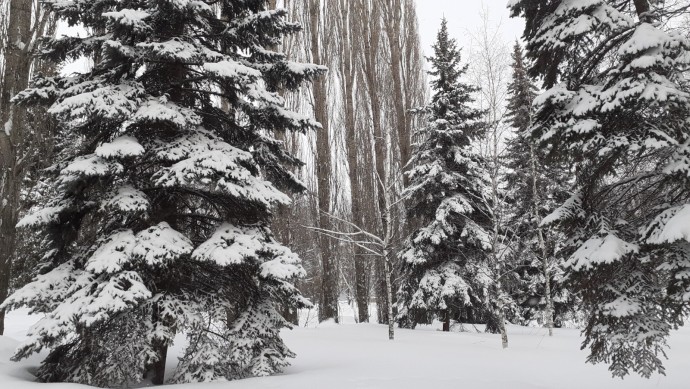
2, 305, 690, 389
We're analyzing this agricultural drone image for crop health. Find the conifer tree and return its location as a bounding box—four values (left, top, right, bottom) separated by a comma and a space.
511, 0, 690, 377
503, 42, 574, 333
2, 0, 323, 386
396, 19, 492, 330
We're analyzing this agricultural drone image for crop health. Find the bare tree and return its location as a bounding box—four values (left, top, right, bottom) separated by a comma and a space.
274, 0, 427, 326
307, 187, 403, 340
306, 0, 339, 323
334, 0, 374, 323
379, 0, 410, 167
0, 0, 54, 335
469, 6, 513, 349
367, 0, 426, 325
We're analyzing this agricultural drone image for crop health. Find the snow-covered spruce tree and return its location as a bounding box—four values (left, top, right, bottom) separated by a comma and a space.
396, 19, 493, 331
502, 42, 576, 331
2, 1, 323, 386
511, 0, 690, 377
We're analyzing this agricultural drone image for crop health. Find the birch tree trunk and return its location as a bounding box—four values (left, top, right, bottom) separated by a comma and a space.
470, 7, 511, 348
374, 0, 404, 325
383, 243, 394, 340
382, 186, 395, 340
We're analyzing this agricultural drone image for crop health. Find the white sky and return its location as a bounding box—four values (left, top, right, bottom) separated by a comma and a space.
61, 2, 525, 75
415, 0, 525, 62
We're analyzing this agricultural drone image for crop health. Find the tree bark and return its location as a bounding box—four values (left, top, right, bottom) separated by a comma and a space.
374, 0, 405, 325
267, 0, 301, 327
383, 195, 395, 340
355, 2, 386, 325
497, 302, 508, 349
383, 245, 394, 340
0, 0, 33, 336
309, 0, 338, 323
151, 343, 167, 385
337, 1, 370, 324
633, 0, 650, 17
380, 0, 410, 168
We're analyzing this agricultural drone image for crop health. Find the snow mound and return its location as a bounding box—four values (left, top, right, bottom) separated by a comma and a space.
645, 204, 690, 245
566, 234, 639, 270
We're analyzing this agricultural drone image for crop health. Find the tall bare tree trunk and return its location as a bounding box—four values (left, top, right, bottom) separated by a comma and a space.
292, 0, 426, 328
469, 6, 512, 348
0, 0, 33, 336
380, 0, 409, 168
335, 0, 371, 323
401, 0, 427, 144
373, 0, 404, 325
354, 2, 386, 324
267, 0, 302, 326
309, 0, 338, 323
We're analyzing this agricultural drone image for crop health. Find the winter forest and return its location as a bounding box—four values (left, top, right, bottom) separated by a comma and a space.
1, 0, 690, 388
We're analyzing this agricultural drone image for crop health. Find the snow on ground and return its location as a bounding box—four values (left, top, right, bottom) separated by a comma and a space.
3, 304, 690, 389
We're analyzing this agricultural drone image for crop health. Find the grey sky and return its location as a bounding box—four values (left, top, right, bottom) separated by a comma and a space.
415, 0, 525, 60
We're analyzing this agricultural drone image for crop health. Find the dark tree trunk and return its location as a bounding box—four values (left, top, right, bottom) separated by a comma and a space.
149, 303, 168, 385
381, 0, 410, 168
356, 1, 386, 325
374, 0, 408, 325
0, 0, 33, 335
151, 342, 167, 385
267, 0, 300, 328
309, 0, 338, 323
633, 0, 650, 16
334, 0, 372, 324
442, 310, 450, 332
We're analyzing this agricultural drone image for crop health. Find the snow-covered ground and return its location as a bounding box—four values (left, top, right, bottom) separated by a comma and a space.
2, 304, 690, 388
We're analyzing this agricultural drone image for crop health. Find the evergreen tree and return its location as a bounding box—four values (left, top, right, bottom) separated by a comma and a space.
396, 19, 492, 330
2, 0, 324, 386
511, 0, 690, 377
503, 42, 576, 330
